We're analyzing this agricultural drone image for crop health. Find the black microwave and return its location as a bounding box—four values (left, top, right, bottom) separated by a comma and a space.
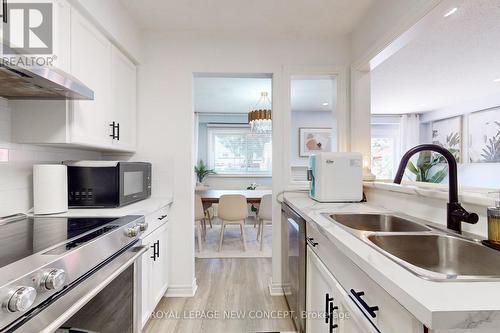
66, 161, 152, 208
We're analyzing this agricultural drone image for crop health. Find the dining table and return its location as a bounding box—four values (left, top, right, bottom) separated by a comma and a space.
197, 189, 272, 204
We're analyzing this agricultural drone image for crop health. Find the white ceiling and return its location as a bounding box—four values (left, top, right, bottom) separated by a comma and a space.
193, 76, 336, 113
371, 0, 500, 114
119, 0, 373, 38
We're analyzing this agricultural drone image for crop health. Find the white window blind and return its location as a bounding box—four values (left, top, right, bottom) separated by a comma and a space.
207, 126, 272, 175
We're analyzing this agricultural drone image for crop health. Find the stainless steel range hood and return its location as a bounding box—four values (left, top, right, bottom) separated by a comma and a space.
0, 60, 94, 100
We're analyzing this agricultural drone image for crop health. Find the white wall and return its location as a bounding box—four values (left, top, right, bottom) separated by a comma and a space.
135, 31, 351, 295
0, 98, 101, 216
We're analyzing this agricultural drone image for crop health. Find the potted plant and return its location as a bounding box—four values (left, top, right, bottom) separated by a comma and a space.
406, 151, 448, 183
194, 160, 216, 185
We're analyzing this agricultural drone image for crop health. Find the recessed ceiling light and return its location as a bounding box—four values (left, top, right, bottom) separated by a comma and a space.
444, 7, 458, 18
494, 78, 500, 82
419, 103, 428, 107
322, 102, 329, 106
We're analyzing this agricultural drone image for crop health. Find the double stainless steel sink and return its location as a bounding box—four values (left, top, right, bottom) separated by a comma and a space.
324, 213, 500, 281
331, 214, 430, 233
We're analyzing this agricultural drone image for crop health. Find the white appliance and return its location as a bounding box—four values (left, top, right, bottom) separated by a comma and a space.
307, 152, 363, 202
33, 164, 68, 215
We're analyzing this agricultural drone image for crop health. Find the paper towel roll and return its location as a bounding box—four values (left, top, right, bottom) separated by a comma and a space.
33, 164, 68, 215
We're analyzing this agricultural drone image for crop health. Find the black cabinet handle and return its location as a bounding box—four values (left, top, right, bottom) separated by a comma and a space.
109, 121, 120, 140
324, 293, 333, 323
1, 0, 7, 24
150, 240, 160, 261
306, 237, 318, 247
329, 302, 339, 332
158, 214, 167, 221
350, 289, 379, 318
150, 242, 156, 261
109, 121, 117, 139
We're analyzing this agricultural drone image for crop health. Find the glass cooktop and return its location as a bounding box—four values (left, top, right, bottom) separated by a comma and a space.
0, 216, 118, 268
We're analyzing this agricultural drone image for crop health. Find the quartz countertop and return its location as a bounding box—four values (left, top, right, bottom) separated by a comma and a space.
284, 193, 500, 330
33, 196, 173, 218
365, 181, 498, 207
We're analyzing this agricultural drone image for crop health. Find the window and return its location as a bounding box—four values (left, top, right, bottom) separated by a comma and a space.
371, 122, 401, 179
207, 126, 272, 175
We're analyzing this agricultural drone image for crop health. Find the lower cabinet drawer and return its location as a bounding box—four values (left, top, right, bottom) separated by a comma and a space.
307, 222, 423, 333
144, 206, 169, 236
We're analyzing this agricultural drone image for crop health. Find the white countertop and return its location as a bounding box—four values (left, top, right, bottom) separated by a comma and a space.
284, 193, 500, 330
365, 181, 498, 208
33, 196, 173, 218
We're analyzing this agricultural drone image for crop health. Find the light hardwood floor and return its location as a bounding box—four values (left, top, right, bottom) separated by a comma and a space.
144, 258, 296, 333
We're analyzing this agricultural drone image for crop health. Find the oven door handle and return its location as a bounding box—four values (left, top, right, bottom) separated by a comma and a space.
18, 245, 148, 333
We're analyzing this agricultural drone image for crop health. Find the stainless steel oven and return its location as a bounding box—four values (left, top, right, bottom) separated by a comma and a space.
66, 161, 152, 208
0, 214, 148, 333
282, 202, 306, 333
18, 245, 146, 333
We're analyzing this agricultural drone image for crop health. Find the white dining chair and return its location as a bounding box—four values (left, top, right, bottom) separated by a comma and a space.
217, 194, 248, 251
195, 194, 206, 251
257, 194, 272, 251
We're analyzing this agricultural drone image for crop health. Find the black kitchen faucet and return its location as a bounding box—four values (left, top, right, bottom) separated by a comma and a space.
394, 144, 479, 234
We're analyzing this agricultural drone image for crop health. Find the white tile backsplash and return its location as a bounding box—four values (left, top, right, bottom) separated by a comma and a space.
0, 98, 101, 216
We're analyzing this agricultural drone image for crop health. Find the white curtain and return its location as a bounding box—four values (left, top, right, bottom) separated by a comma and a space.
400, 114, 420, 153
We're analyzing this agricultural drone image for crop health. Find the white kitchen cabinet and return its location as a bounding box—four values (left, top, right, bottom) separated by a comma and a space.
140, 208, 170, 328
52, 0, 71, 72
306, 223, 424, 333
10, 3, 137, 153
110, 45, 137, 151
70, 7, 113, 148
307, 247, 369, 333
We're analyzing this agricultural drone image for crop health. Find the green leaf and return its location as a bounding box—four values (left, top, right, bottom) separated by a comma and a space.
406, 161, 419, 175
194, 159, 216, 183
416, 151, 432, 169
429, 168, 448, 183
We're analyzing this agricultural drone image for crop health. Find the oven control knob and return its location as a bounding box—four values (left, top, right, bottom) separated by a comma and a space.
125, 225, 140, 237
137, 222, 148, 232
6, 287, 37, 312
43, 269, 66, 290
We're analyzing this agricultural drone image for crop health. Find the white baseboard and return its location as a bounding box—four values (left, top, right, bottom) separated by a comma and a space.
268, 281, 284, 296
164, 278, 198, 297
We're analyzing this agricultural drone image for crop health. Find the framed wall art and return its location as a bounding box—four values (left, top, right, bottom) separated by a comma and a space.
299, 128, 332, 157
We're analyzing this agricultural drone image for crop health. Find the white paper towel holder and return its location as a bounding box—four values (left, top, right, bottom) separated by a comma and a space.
33, 164, 68, 215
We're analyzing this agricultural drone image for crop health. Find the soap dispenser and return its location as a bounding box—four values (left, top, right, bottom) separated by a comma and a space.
487, 191, 500, 244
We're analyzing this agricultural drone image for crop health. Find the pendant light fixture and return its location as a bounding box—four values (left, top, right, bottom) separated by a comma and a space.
248, 92, 272, 133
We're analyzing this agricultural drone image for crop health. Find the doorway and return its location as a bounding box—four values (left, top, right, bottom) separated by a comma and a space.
192, 73, 274, 258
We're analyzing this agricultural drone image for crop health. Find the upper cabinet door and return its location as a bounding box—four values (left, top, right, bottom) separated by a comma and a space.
52, 0, 71, 72
70, 8, 113, 148
111, 45, 137, 151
